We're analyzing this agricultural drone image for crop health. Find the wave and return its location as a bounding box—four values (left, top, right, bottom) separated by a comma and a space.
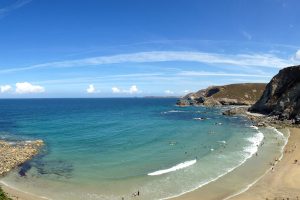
249, 125, 259, 130
222, 127, 289, 200
193, 117, 205, 120
244, 131, 264, 155
161, 110, 188, 114
148, 159, 197, 176
163, 128, 265, 200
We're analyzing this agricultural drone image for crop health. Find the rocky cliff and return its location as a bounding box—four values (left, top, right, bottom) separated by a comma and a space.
177, 83, 266, 106
250, 65, 300, 123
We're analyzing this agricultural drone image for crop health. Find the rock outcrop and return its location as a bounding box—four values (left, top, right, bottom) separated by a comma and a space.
177, 83, 266, 106
250, 65, 300, 123
0, 140, 44, 176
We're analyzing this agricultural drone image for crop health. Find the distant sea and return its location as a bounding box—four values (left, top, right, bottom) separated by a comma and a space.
0, 98, 287, 200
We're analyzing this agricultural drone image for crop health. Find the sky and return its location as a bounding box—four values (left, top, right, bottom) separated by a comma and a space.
0, 0, 300, 98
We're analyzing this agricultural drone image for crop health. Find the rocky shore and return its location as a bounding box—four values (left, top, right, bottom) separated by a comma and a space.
0, 140, 44, 176
222, 106, 299, 129
223, 65, 300, 128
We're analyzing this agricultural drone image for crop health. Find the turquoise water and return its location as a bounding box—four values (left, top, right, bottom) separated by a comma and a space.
0, 99, 286, 200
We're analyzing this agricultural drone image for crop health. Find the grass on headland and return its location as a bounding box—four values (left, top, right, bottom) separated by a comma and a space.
0, 187, 12, 200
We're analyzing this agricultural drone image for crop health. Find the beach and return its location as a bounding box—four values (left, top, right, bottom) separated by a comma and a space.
0, 183, 45, 200
230, 127, 300, 200
174, 127, 300, 200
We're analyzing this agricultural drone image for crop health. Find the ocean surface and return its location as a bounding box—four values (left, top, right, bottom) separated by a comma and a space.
0, 98, 287, 200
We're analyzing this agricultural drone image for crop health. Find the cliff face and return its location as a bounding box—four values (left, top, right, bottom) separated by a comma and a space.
177, 83, 266, 106
250, 65, 300, 122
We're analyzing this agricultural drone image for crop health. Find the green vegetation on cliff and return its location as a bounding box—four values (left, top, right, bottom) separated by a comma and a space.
178, 83, 266, 106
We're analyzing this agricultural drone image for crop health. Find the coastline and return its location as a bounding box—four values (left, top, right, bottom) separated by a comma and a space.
0, 140, 45, 200
229, 127, 300, 200
173, 127, 300, 200
0, 181, 47, 200
1, 115, 299, 200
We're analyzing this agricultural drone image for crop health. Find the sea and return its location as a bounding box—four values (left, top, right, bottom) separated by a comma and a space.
0, 98, 288, 200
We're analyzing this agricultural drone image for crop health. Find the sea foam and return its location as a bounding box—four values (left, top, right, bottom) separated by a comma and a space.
148, 159, 197, 176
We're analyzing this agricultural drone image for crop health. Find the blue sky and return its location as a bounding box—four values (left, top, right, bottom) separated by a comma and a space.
0, 0, 300, 97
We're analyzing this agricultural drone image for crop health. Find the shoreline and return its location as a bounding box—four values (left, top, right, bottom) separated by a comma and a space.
173, 127, 299, 200
0, 181, 48, 200
229, 127, 300, 200
0, 139, 45, 200
1, 125, 299, 200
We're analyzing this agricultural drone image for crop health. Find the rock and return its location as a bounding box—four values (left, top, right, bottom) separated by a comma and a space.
295, 115, 300, 124
222, 107, 248, 116
250, 65, 300, 123
0, 140, 44, 176
203, 98, 222, 106
176, 99, 194, 106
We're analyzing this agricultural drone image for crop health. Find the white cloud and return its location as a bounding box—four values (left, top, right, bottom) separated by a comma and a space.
129, 85, 138, 94
0, 51, 295, 74
183, 90, 190, 94
0, 85, 12, 93
15, 82, 45, 94
86, 84, 98, 93
112, 87, 121, 93
294, 50, 300, 60
165, 90, 174, 95
112, 85, 139, 94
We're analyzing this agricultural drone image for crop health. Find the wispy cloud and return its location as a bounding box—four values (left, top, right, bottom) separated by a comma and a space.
1, 51, 296, 74
0, 0, 32, 18
177, 71, 271, 78
241, 31, 252, 40
29, 70, 271, 87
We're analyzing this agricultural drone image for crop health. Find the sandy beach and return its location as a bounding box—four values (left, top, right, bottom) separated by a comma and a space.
230, 127, 300, 200
173, 127, 300, 200
0, 182, 46, 200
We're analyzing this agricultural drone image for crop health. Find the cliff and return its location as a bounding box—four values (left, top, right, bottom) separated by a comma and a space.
250, 65, 300, 123
177, 83, 266, 106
